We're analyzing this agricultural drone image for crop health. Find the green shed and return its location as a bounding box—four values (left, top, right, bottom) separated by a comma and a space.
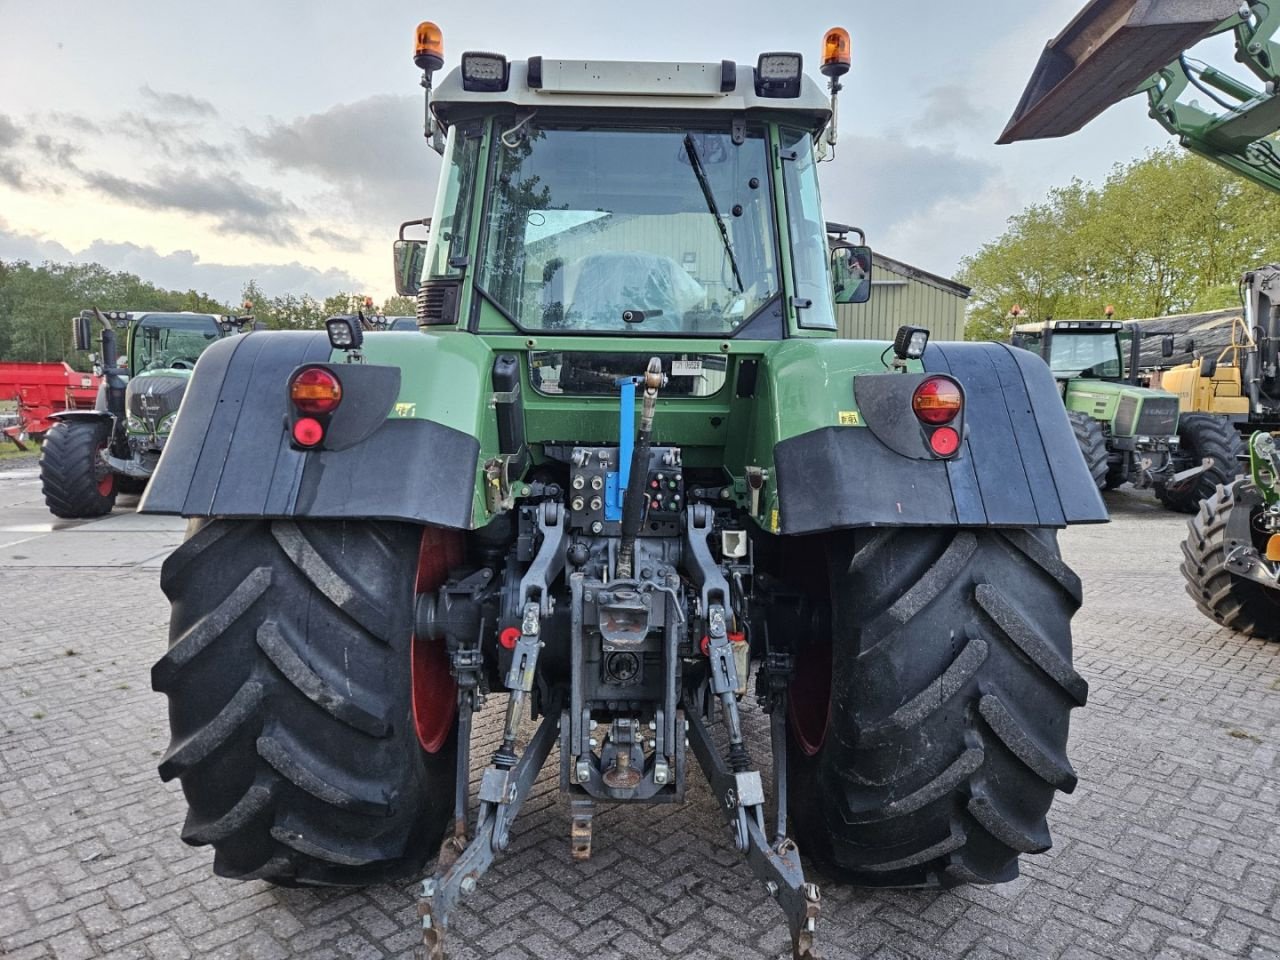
836, 252, 970, 342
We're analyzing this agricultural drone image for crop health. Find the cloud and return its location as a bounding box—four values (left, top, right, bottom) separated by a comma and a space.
84, 167, 300, 244
0, 115, 21, 149
139, 85, 217, 118
0, 114, 29, 190
247, 95, 440, 226
820, 135, 995, 234
0, 221, 361, 305
33, 134, 81, 170
309, 226, 365, 254
913, 84, 994, 134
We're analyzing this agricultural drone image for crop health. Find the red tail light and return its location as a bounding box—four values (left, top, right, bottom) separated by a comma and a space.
290, 367, 342, 415
912, 376, 962, 425
292, 417, 325, 447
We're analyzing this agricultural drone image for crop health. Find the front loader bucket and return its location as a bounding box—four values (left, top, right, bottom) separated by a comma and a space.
997, 0, 1239, 144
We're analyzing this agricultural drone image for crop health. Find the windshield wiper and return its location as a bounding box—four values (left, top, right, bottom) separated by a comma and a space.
683, 134, 744, 293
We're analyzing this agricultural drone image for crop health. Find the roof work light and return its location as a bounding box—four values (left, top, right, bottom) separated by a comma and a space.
755, 53, 802, 98
461, 52, 509, 91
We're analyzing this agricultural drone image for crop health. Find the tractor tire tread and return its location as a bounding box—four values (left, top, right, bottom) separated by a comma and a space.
1181, 481, 1280, 641
789, 527, 1085, 888
154, 519, 456, 886
1156, 415, 1246, 514
1067, 411, 1108, 491
38, 420, 117, 518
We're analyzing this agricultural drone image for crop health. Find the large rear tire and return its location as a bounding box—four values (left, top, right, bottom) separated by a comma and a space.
39, 419, 117, 518
1067, 412, 1108, 491
787, 528, 1087, 887
152, 519, 458, 885
1155, 415, 1244, 514
1181, 481, 1280, 641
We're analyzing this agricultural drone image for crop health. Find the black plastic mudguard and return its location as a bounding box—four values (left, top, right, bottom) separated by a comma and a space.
774, 342, 1108, 534
138, 331, 478, 529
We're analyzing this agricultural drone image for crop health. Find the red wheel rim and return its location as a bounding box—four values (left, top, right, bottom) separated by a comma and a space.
411, 526, 464, 753
788, 634, 832, 756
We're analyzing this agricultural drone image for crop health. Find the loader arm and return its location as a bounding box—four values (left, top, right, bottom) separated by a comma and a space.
1000, 1, 1280, 196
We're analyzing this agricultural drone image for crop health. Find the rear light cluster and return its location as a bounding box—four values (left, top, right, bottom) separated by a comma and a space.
911, 375, 963, 458
289, 366, 342, 448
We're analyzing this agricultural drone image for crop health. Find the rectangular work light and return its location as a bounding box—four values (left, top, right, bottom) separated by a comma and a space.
755, 53, 802, 98
893, 325, 930, 361
461, 52, 509, 92
325, 315, 363, 351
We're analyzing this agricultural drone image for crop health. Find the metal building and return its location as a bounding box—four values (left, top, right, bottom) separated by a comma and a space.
836, 252, 970, 341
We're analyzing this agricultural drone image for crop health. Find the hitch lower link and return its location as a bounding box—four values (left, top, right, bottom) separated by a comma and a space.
419, 501, 566, 959
418, 501, 821, 959
688, 603, 821, 960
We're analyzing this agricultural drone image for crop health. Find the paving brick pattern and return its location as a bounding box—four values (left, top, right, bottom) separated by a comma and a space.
1, 482, 1278, 959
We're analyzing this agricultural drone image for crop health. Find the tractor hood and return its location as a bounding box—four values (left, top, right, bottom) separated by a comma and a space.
1066, 379, 1181, 438
126, 369, 190, 434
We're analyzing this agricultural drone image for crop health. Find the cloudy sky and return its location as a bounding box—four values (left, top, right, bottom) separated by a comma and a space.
0, 0, 1180, 305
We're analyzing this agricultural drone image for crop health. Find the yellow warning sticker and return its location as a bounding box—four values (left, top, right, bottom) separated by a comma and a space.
838, 410, 861, 426
393, 402, 417, 418
770, 509, 780, 532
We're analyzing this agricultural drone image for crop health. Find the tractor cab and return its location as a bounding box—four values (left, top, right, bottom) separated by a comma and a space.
392, 48, 871, 341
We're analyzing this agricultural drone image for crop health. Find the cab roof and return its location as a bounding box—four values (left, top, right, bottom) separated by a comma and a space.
430, 59, 833, 134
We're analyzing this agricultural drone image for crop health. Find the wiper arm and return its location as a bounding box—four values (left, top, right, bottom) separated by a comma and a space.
683, 134, 744, 293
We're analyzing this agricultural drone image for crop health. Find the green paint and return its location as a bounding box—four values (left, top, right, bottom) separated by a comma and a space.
1249, 432, 1280, 508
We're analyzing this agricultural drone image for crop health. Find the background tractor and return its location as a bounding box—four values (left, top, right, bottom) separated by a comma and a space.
39, 307, 253, 518
1011, 316, 1238, 510
142, 23, 1107, 959
1001, 0, 1280, 638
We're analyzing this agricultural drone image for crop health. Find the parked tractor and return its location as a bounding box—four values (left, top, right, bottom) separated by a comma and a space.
1011, 316, 1238, 510
40, 308, 252, 518
143, 23, 1107, 958
1001, 0, 1280, 638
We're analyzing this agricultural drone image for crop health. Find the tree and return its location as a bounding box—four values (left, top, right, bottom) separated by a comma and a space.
0, 259, 228, 363
958, 147, 1280, 340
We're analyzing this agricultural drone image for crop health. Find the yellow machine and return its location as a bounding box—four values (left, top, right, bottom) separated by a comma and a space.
1162, 316, 1253, 417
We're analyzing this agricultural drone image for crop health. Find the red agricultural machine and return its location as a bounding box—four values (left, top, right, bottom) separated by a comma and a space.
0, 361, 101, 451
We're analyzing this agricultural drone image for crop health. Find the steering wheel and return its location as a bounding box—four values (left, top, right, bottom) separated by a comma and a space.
170, 358, 197, 370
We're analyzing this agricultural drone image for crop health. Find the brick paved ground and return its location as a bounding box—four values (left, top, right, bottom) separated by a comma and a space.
1, 465, 1277, 959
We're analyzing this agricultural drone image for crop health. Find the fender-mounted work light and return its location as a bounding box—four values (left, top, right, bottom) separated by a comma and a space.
821, 28, 851, 78
461, 52, 509, 91
415, 21, 444, 73
893, 325, 930, 361
755, 53, 802, 98
326, 315, 364, 351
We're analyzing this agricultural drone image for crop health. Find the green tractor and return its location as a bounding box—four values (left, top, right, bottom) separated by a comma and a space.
1011, 316, 1241, 510
142, 22, 1106, 958
39, 307, 253, 518
1000, 0, 1280, 638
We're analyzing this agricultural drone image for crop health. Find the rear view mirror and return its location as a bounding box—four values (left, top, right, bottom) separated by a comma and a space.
394, 218, 432, 297
1200, 356, 1218, 378
831, 244, 872, 305
393, 240, 429, 298
1184, 339, 1195, 353
72, 313, 93, 352
1161, 335, 1175, 358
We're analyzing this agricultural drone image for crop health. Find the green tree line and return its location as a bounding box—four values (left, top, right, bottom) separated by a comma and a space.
0, 259, 415, 363
958, 146, 1280, 341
